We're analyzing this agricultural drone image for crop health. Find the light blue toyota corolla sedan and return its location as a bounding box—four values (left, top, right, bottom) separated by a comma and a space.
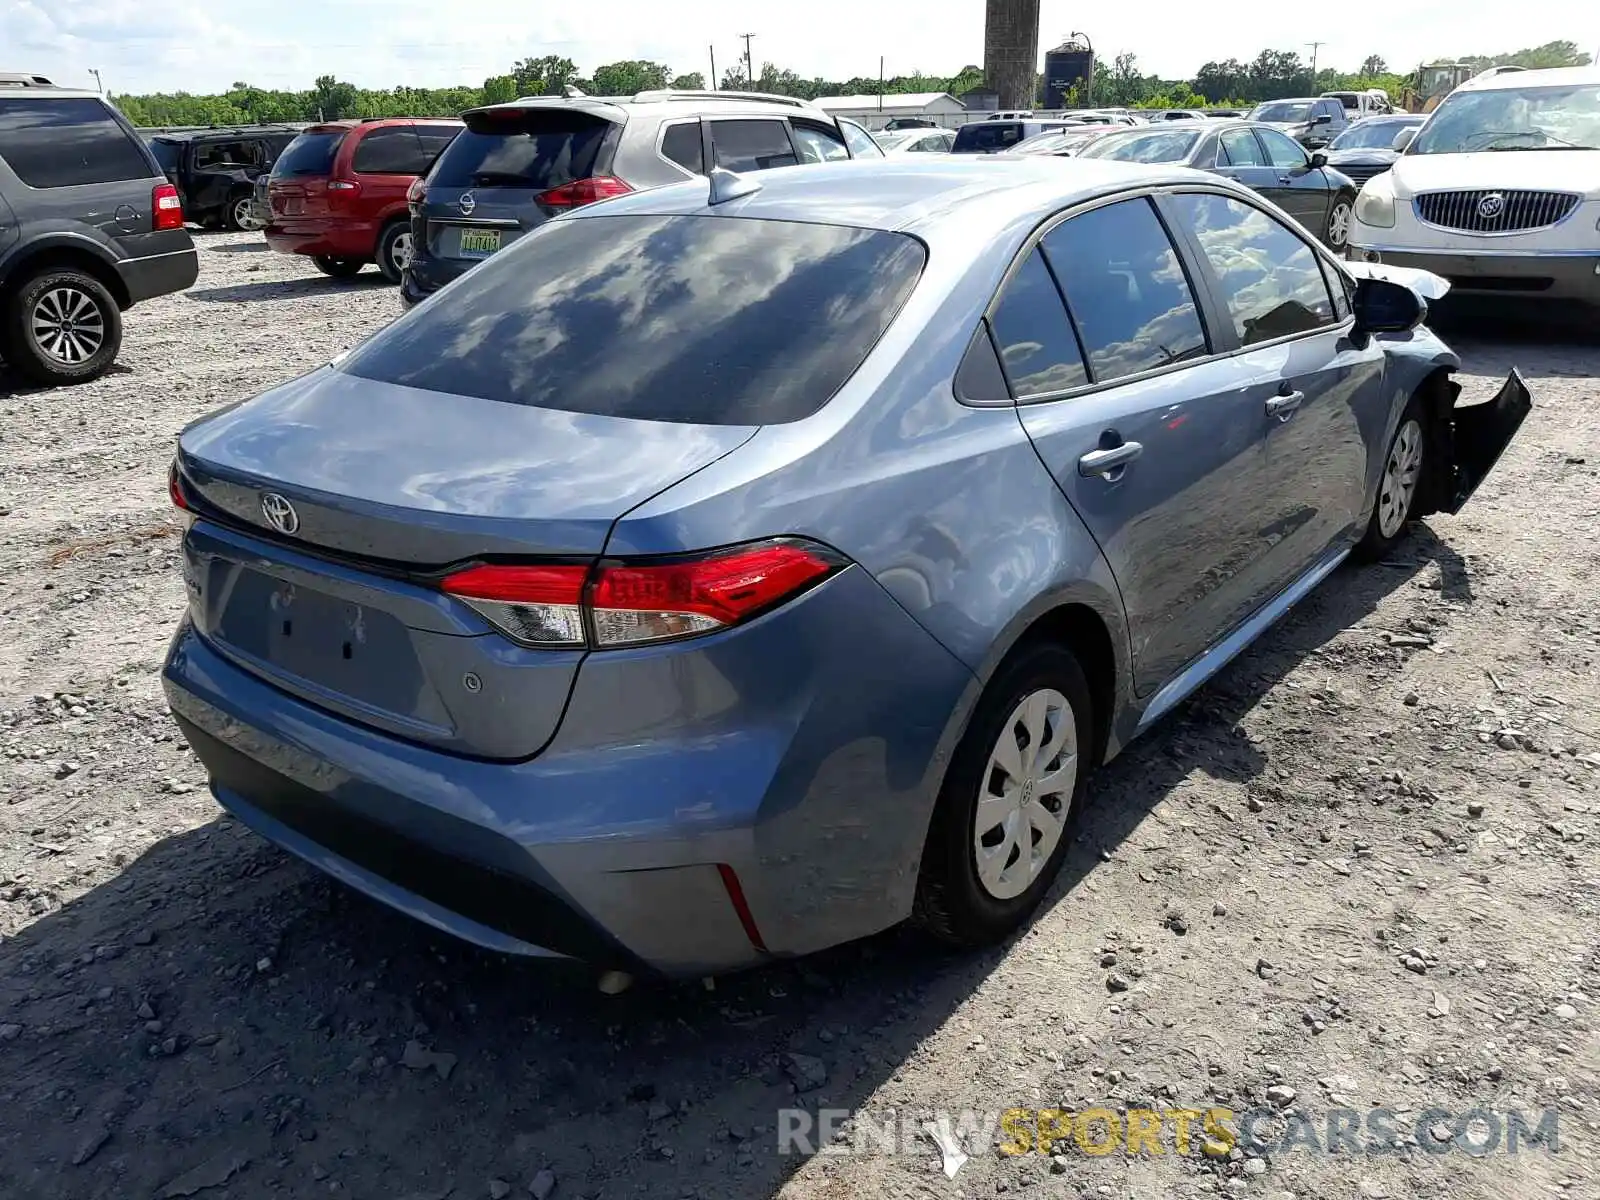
163, 157, 1529, 978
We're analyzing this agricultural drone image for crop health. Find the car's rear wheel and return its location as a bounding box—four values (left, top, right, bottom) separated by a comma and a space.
1, 268, 123, 387
312, 255, 365, 279
376, 222, 413, 284
1325, 193, 1354, 249
914, 643, 1094, 948
226, 191, 261, 232
1355, 394, 1427, 560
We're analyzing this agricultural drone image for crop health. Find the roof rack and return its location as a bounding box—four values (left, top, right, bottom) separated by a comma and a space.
631, 89, 811, 109
0, 72, 56, 88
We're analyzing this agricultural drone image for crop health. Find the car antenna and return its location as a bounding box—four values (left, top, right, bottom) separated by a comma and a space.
707, 166, 762, 206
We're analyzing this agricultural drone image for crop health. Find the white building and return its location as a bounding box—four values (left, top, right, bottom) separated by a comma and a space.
811, 92, 969, 131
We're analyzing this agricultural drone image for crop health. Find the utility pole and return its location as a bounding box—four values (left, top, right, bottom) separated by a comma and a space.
1306, 41, 1324, 83
739, 32, 756, 87
89, 68, 103, 93
709, 45, 717, 90
879, 56, 885, 111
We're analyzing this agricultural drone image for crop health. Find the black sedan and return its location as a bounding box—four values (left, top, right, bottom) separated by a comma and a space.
1074, 121, 1359, 250
1322, 115, 1427, 190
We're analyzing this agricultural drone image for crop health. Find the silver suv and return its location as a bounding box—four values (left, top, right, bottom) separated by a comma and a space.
400, 90, 884, 306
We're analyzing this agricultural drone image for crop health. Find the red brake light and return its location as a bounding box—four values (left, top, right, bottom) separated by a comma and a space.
407, 177, 427, 210
535, 176, 634, 210
168, 461, 190, 510
437, 539, 843, 650
152, 183, 184, 231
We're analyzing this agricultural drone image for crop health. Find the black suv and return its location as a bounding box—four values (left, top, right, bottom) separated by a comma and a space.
950, 120, 1070, 153
0, 73, 199, 386
147, 126, 301, 230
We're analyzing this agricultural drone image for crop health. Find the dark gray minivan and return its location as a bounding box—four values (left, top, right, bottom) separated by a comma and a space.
0, 73, 198, 386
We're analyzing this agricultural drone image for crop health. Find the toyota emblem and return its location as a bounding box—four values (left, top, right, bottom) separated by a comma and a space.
260, 492, 300, 535
458, 191, 476, 216
1476, 192, 1506, 219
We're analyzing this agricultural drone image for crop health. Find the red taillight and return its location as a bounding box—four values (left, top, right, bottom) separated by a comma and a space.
535, 176, 634, 210
437, 539, 843, 650
152, 183, 184, 231
168, 460, 195, 530
406, 177, 427, 212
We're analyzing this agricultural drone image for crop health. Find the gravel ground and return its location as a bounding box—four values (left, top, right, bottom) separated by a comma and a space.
1, 231, 1597, 1200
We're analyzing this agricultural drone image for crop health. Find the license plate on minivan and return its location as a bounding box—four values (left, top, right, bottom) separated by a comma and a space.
459, 229, 502, 258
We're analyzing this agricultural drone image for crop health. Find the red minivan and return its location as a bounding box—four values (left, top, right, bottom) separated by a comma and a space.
264, 118, 461, 282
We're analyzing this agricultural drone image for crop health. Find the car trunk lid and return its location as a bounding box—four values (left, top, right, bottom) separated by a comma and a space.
175, 367, 756, 759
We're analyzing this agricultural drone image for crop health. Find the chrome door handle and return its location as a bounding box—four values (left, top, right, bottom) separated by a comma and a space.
1277, 175, 1293, 184
1077, 441, 1144, 477
1266, 391, 1305, 420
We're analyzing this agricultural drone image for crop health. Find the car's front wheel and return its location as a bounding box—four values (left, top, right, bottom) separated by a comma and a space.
914, 643, 1094, 948
1325, 192, 1354, 249
0, 268, 124, 387
1355, 394, 1428, 560
312, 255, 365, 279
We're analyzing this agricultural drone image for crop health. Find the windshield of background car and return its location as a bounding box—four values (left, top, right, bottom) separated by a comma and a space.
1251, 101, 1312, 123
338, 215, 927, 425
1330, 119, 1419, 150
431, 110, 611, 189
876, 132, 918, 151
1076, 127, 1200, 163
271, 131, 345, 176
1408, 83, 1600, 153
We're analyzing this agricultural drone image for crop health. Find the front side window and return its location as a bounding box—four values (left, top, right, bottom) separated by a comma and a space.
1040, 198, 1208, 383
708, 120, 797, 172
339, 215, 925, 425
987, 249, 1088, 398
791, 122, 850, 163
839, 120, 884, 158
0, 97, 151, 188
1168, 192, 1336, 345
1256, 127, 1310, 169
1219, 129, 1267, 166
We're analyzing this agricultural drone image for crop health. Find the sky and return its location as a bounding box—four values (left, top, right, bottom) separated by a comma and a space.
5, 0, 1591, 95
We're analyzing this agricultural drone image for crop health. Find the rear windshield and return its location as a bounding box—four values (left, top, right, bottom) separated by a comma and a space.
953, 123, 1027, 151
430, 110, 611, 189
1076, 127, 1200, 163
271, 131, 345, 177
338, 214, 926, 425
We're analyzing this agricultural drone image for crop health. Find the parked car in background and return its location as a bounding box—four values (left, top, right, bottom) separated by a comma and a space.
883, 117, 940, 130
1348, 65, 1600, 308
264, 117, 461, 283
1322, 114, 1426, 189
1076, 121, 1359, 248
1142, 109, 1209, 122
1322, 90, 1394, 121
877, 127, 957, 153
402, 91, 880, 307
0, 72, 198, 385
987, 110, 1035, 120
148, 126, 300, 230
162, 156, 1527, 976
1247, 96, 1349, 148
1008, 127, 1110, 157
951, 119, 1069, 154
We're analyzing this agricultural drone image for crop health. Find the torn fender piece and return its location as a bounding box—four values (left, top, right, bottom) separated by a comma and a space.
1344, 258, 1452, 302
1443, 367, 1532, 514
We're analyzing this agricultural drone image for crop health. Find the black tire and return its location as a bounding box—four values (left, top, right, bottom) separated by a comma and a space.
375, 221, 413, 284
223, 190, 255, 232
1325, 191, 1355, 250
0, 268, 123, 387
1354, 393, 1428, 561
913, 643, 1095, 948
312, 255, 365, 279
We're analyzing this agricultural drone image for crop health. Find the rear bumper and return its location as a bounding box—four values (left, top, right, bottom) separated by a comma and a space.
401, 250, 475, 305
1347, 245, 1600, 304
161, 566, 973, 976
265, 220, 376, 260
115, 243, 199, 305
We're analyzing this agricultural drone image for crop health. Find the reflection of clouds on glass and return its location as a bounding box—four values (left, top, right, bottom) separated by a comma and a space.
1078, 129, 1201, 163
988, 252, 1088, 398
1174, 194, 1332, 345
1043, 199, 1207, 384
1418, 85, 1600, 153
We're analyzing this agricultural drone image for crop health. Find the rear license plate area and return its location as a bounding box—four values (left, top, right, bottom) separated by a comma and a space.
456, 228, 502, 259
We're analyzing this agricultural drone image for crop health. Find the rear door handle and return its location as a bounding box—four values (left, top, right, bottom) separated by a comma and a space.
1077, 441, 1144, 477
1266, 391, 1305, 420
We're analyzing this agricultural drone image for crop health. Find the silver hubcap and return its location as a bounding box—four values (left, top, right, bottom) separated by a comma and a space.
1328, 201, 1352, 246
1378, 418, 1423, 538
973, 688, 1079, 901
391, 231, 414, 271
234, 197, 261, 230
30, 287, 105, 365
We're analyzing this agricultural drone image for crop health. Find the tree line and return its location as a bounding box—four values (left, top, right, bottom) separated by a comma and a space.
110, 40, 1591, 129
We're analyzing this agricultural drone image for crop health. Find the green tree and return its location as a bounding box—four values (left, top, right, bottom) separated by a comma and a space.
513, 56, 578, 97
670, 72, 705, 90
480, 74, 519, 105
590, 60, 671, 95
308, 75, 358, 120
1360, 55, 1388, 77
946, 64, 984, 96
1193, 58, 1248, 104
1104, 52, 1151, 106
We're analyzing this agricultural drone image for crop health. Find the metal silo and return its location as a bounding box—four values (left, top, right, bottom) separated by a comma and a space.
1043, 39, 1094, 109
983, 0, 1041, 110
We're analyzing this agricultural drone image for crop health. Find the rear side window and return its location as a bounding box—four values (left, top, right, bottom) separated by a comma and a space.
660, 122, 704, 174
1041, 198, 1208, 383
432, 111, 608, 188
339, 215, 926, 425
272, 131, 345, 177
0, 97, 151, 188
709, 120, 797, 172
987, 250, 1087, 398
352, 126, 431, 175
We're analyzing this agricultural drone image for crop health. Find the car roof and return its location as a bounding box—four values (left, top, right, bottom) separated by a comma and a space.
152, 126, 303, 142
464, 91, 826, 123
1455, 64, 1600, 92
565, 156, 1219, 237
0, 78, 102, 100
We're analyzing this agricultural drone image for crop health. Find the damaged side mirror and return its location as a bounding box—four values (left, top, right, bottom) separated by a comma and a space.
1353, 276, 1426, 336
